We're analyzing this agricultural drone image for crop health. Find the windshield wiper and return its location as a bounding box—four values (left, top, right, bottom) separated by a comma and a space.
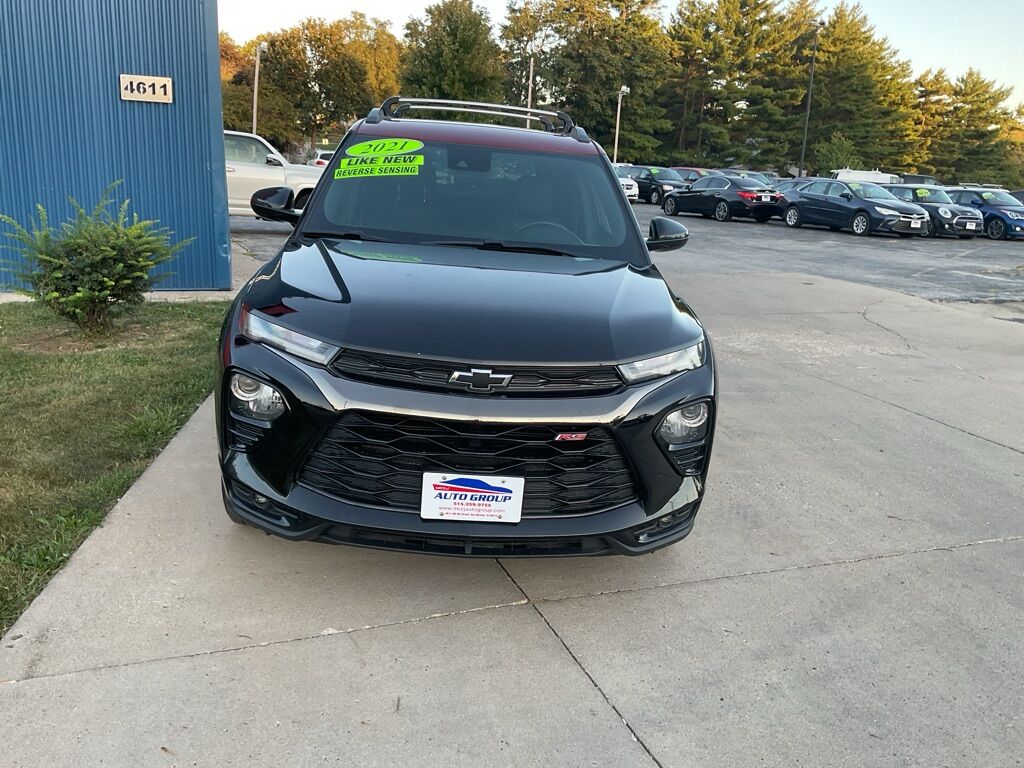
299, 230, 391, 243
423, 240, 587, 259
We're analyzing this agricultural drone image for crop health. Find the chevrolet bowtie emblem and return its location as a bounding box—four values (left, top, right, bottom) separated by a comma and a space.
449, 368, 513, 392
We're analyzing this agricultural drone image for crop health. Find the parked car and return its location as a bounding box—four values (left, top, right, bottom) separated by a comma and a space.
830, 168, 901, 184
662, 175, 782, 222
775, 177, 830, 196
882, 184, 983, 238
783, 179, 928, 236
626, 166, 689, 204
1010, 190, 1024, 205
307, 149, 334, 167
670, 166, 720, 183
713, 169, 774, 187
946, 186, 1024, 240
224, 130, 324, 216
901, 173, 942, 186
614, 164, 640, 202
217, 97, 715, 557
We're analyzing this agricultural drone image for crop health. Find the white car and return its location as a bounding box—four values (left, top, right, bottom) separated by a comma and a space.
307, 149, 334, 168
224, 130, 324, 216
614, 165, 639, 202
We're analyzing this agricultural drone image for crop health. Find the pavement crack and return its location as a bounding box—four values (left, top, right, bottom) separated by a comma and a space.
1, 598, 528, 685
532, 535, 1024, 607
859, 300, 977, 376
498, 561, 665, 768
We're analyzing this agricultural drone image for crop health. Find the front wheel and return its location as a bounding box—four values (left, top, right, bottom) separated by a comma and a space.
924, 218, 937, 237
714, 201, 732, 222
663, 196, 677, 216
987, 218, 1006, 240
784, 206, 802, 228
649, 188, 661, 205
851, 212, 871, 236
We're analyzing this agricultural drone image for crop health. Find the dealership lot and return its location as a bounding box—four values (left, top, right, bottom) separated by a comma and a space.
2, 214, 1023, 766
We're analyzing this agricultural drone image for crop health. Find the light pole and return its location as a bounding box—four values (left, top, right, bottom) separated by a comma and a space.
252, 41, 268, 135
797, 20, 825, 178
613, 85, 629, 164
524, 55, 535, 128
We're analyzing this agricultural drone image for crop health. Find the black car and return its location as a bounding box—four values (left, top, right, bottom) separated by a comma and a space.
774, 177, 829, 196
783, 179, 929, 236
626, 166, 689, 205
882, 184, 983, 238
215, 97, 716, 557
662, 175, 782, 222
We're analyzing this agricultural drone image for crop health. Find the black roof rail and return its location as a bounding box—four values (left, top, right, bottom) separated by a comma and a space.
366, 97, 589, 142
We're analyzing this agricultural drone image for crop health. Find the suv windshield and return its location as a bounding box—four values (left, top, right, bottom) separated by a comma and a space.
303, 138, 643, 263
850, 182, 897, 200
975, 189, 1020, 206
652, 168, 683, 182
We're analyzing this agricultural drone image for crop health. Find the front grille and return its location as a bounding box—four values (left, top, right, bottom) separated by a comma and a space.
298, 411, 640, 517
953, 216, 982, 229
330, 349, 623, 397
891, 214, 928, 233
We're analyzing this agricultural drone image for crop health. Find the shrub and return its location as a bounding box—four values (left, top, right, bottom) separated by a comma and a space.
0, 182, 189, 333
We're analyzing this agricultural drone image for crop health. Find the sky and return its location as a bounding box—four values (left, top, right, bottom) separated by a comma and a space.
218, 0, 1023, 105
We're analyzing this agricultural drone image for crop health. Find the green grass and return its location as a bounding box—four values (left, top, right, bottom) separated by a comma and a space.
0, 300, 230, 635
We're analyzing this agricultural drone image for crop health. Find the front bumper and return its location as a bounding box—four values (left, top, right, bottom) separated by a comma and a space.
217, 319, 717, 557
877, 214, 928, 234
1000, 218, 1024, 238
936, 215, 983, 236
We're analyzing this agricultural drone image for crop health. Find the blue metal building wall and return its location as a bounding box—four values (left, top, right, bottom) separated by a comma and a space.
0, 0, 230, 290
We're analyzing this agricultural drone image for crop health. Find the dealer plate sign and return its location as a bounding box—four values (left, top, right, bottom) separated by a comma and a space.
119, 74, 173, 104
420, 473, 525, 524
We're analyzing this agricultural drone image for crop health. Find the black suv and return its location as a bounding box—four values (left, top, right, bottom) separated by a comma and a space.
626, 166, 689, 205
216, 98, 717, 557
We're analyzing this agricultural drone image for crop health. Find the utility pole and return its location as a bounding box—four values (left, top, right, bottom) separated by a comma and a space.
252, 41, 268, 135
797, 20, 825, 178
525, 55, 535, 128
613, 85, 629, 164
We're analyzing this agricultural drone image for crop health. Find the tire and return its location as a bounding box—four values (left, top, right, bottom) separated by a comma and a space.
784, 206, 802, 228
924, 218, 937, 237
649, 188, 661, 205
714, 200, 732, 222
987, 218, 1006, 240
851, 212, 871, 236
663, 196, 677, 216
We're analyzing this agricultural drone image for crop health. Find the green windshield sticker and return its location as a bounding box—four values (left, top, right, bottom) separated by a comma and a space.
345, 138, 424, 158
335, 163, 421, 179
915, 188, 929, 198
650, 168, 659, 174
849, 182, 863, 191
982, 192, 994, 200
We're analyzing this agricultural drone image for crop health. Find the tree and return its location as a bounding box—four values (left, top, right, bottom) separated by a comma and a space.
501, 0, 559, 108
808, 3, 919, 172
258, 19, 374, 147
325, 13, 402, 104
911, 68, 955, 177
545, 0, 674, 162
401, 0, 505, 102
812, 131, 861, 171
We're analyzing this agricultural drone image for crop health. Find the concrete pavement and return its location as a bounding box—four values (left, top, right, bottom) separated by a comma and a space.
2, 262, 1023, 766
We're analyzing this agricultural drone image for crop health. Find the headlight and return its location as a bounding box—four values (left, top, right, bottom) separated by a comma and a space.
658, 402, 709, 444
938, 207, 952, 218
229, 373, 286, 420
618, 341, 704, 383
874, 206, 900, 216
661, 184, 673, 191
240, 307, 340, 364
1008, 211, 1024, 220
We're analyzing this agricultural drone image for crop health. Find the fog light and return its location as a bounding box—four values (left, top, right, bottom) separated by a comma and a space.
658, 402, 709, 444
229, 373, 286, 420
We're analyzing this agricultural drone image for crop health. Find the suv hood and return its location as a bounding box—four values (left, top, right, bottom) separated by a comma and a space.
243, 240, 704, 365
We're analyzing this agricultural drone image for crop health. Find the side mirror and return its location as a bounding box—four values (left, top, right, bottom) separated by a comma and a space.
251, 186, 300, 225
266, 153, 284, 167
839, 191, 853, 200
646, 216, 689, 252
